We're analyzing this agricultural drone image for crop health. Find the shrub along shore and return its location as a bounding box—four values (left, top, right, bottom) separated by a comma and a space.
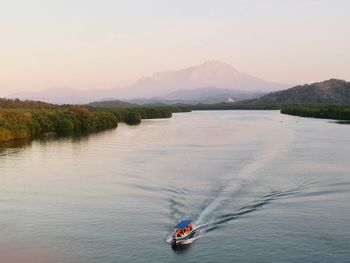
3, 97, 350, 143
281, 104, 350, 120
0, 106, 118, 143
0, 98, 191, 143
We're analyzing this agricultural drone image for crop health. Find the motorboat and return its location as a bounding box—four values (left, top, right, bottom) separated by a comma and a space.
170, 220, 195, 246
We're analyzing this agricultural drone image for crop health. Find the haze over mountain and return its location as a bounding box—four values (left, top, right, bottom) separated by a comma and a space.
149, 87, 265, 104
90, 87, 265, 107
10, 86, 122, 105
117, 61, 285, 98
250, 79, 350, 105
11, 61, 287, 104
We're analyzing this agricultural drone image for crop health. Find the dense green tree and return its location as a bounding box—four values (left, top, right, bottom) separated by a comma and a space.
281, 105, 350, 120
0, 107, 119, 142
0, 98, 190, 143
124, 111, 142, 125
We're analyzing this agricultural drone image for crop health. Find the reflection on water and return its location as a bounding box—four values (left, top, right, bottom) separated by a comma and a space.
333, 120, 350, 125
0, 243, 62, 263
0, 138, 31, 153
0, 111, 350, 263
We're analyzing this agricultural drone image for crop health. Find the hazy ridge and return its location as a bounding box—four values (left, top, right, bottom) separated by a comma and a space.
10, 61, 286, 104
249, 79, 350, 105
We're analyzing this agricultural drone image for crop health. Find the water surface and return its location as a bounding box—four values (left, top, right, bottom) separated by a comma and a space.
0, 111, 349, 262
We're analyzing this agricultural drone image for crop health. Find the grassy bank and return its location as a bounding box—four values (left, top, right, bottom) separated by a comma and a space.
281, 104, 350, 120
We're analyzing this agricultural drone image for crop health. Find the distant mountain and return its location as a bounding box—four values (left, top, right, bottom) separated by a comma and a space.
10, 87, 122, 105
151, 87, 266, 104
118, 61, 286, 98
10, 61, 287, 104
250, 79, 350, 105
87, 87, 266, 107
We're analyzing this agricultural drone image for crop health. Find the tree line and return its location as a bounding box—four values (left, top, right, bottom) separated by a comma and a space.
0, 98, 191, 143
0, 106, 119, 142
95, 106, 190, 124
0, 97, 57, 108
281, 104, 350, 120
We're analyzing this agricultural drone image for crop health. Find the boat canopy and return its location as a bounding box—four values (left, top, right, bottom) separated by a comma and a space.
175, 220, 192, 229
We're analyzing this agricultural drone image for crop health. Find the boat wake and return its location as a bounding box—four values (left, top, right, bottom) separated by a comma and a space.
165, 235, 202, 245
166, 184, 306, 245
195, 184, 305, 232
166, 122, 301, 246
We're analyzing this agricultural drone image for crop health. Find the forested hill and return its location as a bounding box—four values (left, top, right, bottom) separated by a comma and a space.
248, 79, 350, 105
0, 98, 57, 108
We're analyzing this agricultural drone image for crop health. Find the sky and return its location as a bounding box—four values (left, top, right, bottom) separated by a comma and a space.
1, 0, 350, 96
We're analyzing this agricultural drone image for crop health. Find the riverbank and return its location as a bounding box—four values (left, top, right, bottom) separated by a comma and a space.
0, 99, 190, 143
281, 104, 350, 120
0, 106, 118, 143
191, 103, 350, 121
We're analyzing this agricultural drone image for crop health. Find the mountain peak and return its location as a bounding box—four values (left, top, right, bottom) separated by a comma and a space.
197, 60, 239, 72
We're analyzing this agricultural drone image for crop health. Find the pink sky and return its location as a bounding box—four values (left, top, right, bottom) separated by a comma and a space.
0, 0, 349, 96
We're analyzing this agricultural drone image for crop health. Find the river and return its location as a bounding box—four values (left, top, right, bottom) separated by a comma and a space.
0, 110, 349, 262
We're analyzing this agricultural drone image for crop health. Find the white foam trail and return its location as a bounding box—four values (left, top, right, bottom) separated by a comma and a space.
165, 235, 203, 245
194, 122, 292, 225
176, 236, 202, 244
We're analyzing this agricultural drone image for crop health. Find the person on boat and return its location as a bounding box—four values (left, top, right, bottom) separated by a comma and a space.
176, 229, 182, 237
182, 228, 188, 237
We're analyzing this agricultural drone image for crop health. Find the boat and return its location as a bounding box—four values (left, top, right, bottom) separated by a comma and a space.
170, 220, 195, 246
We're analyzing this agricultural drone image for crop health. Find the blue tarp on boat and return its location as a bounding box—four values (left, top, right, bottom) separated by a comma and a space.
175, 220, 192, 229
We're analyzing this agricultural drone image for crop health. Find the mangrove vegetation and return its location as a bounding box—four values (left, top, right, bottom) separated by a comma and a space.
281, 104, 350, 120
0, 106, 118, 142
0, 98, 191, 143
